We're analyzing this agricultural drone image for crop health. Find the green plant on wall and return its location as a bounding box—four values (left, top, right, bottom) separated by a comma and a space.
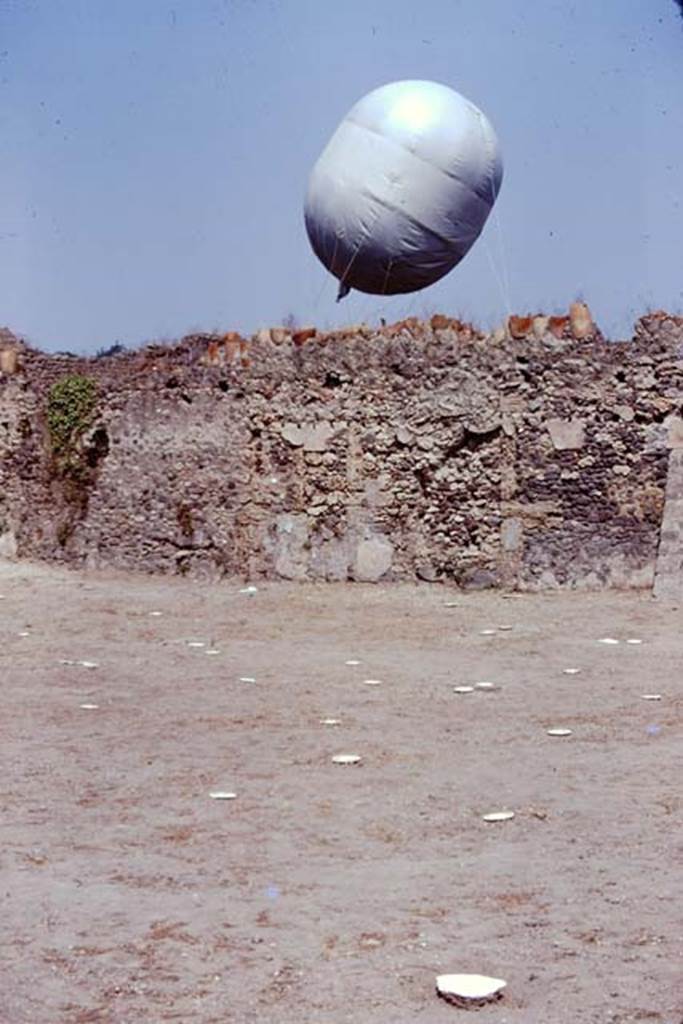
45, 375, 99, 545
46, 374, 97, 465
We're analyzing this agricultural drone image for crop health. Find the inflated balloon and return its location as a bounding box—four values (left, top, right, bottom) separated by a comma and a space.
304, 80, 503, 300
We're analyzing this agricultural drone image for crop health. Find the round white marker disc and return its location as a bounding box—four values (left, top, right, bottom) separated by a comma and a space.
547, 728, 572, 736
436, 973, 507, 1005
453, 686, 475, 693
482, 811, 515, 822
79, 703, 99, 709
475, 682, 496, 690
332, 754, 361, 765
362, 679, 382, 686
320, 718, 341, 725
479, 629, 496, 636
239, 676, 256, 683
187, 641, 205, 648
641, 694, 662, 701
626, 638, 643, 645
210, 791, 237, 800
563, 668, 581, 675
598, 637, 620, 645
345, 659, 361, 666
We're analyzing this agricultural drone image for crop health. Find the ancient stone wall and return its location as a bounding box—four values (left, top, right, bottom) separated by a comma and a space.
1, 310, 682, 589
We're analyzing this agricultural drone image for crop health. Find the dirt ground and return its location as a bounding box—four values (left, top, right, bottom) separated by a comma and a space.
1, 560, 681, 1024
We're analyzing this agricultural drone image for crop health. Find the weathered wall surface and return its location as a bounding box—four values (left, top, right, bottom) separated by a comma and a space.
1, 311, 682, 589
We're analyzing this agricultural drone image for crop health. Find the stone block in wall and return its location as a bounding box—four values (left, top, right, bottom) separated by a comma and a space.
430, 314, 451, 331
654, 450, 683, 597
665, 415, 683, 449
352, 536, 393, 582
546, 417, 586, 450
501, 500, 563, 525
532, 315, 549, 339
498, 516, 524, 589
292, 327, 317, 346
310, 536, 353, 581
0, 348, 19, 375
500, 463, 517, 500
548, 315, 570, 339
569, 301, 594, 339
500, 394, 525, 435
0, 529, 17, 559
416, 562, 439, 582
460, 567, 498, 590
280, 422, 334, 452
466, 409, 501, 435
508, 315, 533, 340
271, 513, 310, 580
501, 517, 523, 553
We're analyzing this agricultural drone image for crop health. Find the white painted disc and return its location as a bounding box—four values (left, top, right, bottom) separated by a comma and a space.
320, 718, 341, 725
453, 686, 475, 693
598, 637, 620, 645
187, 641, 206, 648
547, 728, 572, 736
436, 973, 507, 1004
79, 703, 99, 709
345, 659, 361, 665
239, 676, 256, 683
18, 631, 30, 637
205, 649, 221, 656
210, 791, 237, 800
475, 681, 496, 690
332, 754, 361, 765
239, 586, 258, 594
626, 638, 643, 645
149, 610, 163, 617
79, 660, 99, 669
641, 694, 662, 701
363, 679, 382, 686
482, 811, 515, 822
479, 629, 496, 636
563, 668, 581, 675
444, 601, 459, 607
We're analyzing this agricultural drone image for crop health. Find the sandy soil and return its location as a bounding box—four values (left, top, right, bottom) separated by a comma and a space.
1, 560, 681, 1024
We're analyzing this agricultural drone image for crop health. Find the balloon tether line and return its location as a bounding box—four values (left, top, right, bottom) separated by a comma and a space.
336, 238, 365, 302
476, 109, 511, 323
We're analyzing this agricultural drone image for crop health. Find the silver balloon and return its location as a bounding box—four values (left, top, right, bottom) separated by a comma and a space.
305, 80, 503, 299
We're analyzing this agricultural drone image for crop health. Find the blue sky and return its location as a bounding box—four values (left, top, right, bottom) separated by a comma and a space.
2, 0, 683, 353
